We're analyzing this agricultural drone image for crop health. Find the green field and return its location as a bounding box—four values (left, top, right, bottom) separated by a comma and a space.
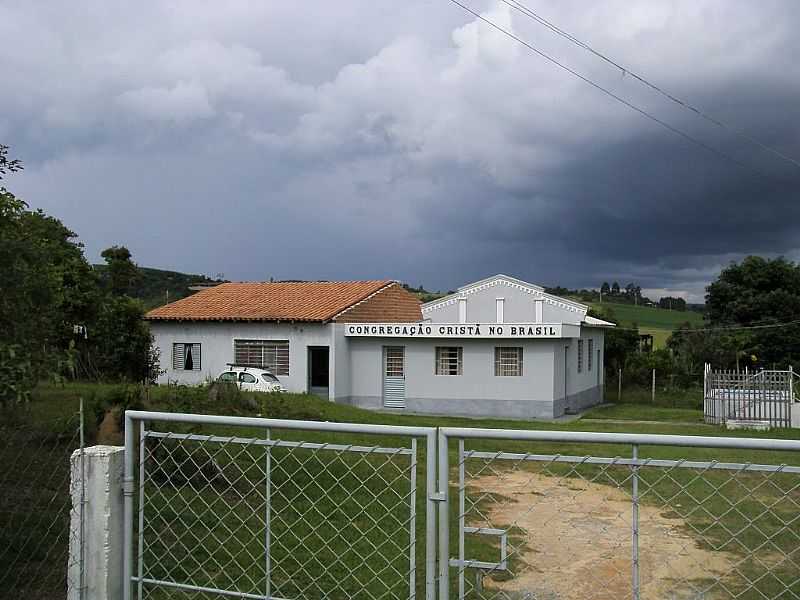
4, 384, 800, 599
591, 301, 705, 348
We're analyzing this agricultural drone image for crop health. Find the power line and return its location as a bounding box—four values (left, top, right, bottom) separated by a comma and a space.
445, 0, 769, 178
500, 0, 800, 172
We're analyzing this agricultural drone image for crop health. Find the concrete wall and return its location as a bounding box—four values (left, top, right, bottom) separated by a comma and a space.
346, 337, 559, 418
150, 321, 334, 395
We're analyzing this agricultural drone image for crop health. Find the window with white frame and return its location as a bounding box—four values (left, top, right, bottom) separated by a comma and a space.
435, 347, 463, 375
173, 343, 201, 371
588, 339, 594, 371
494, 347, 523, 376
234, 339, 290, 375
577, 339, 584, 373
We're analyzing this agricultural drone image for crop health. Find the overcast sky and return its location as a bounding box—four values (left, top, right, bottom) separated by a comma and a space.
3, 0, 800, 302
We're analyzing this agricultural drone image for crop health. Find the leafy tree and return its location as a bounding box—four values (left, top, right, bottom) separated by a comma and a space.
600, 282, 610, 296
611, 281, 620, 295
588, 307, 639, 374
705, 256, 800, 367
0, 144, 159, 401
101, 245, 141, 296
91, 296, 159, 381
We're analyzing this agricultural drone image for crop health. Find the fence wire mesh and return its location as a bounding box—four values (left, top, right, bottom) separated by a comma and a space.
451, 439, 800, 600
134, 424, 423, 600
0, 401, 84, 600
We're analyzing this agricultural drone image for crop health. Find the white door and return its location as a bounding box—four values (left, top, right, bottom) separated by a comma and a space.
383, 346, 406, 409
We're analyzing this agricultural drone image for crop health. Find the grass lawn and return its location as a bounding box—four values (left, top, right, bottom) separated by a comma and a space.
582, 403, 705, 423
591, 301, 705, 349
6, 382, 800, 599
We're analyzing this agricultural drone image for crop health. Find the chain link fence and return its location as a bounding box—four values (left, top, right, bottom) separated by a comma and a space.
126, 412, 437, 600
0, 400, 85, 600
440, 429, 800, 600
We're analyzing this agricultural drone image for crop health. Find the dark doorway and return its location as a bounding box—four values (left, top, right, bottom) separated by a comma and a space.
308, 346, 330, 398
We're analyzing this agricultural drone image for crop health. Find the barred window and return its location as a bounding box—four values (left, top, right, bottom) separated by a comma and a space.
234, 339, 290, 376
173, 343, 201, 371
577, 339, 584, 373
494, 347, 523, 376
588, 339, 594, 371
385, 346, 405, 377
435, 347, 463, 375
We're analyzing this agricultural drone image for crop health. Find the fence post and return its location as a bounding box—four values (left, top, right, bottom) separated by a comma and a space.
68, 446, 126, 600
651, 369, 656, 404
631, 444, 639, 600
618, 368, 622, 403
631, 444, 640, 600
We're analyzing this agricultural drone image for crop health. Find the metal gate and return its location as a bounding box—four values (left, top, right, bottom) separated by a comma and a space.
436, 427, 800, 600
704, 365, 796, 427
123, 414, 800, 600
384, 346, 406, 409
123, 411, 437, 600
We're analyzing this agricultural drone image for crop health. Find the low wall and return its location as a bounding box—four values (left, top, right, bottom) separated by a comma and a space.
343, 395, 556, 419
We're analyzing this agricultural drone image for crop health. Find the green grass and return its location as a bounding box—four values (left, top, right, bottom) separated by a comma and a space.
582, 403, 705, 423
7, 382, 800, 599
592, 301, 705, 348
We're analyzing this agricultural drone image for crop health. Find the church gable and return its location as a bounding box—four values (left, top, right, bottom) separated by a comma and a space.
422, 275, 587, 324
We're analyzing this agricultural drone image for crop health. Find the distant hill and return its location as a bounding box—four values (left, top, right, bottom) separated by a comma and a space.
591, 301, 705, 348
94, 264, 221, 309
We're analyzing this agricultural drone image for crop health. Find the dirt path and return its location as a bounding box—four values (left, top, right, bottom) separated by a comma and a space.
466, 471, 737, 600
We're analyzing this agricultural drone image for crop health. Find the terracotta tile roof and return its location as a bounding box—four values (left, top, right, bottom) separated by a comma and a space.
334, 284, 422, 323
145, 280, 397, 322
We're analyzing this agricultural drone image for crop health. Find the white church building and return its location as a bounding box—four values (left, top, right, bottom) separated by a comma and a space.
147, 274, 613, 419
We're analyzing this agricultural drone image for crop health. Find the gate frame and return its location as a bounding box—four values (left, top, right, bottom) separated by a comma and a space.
122, 411, 439, 600
436, 426, 800, 600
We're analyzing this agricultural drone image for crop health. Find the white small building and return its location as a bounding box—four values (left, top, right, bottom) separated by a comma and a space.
147, 274, 613, 419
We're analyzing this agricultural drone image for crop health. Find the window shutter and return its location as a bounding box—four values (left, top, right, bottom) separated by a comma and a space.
173, 343, 184, 370
192, 343, 201, 371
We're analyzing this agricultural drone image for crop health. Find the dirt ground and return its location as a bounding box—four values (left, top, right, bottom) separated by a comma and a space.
466, 471, 738, 600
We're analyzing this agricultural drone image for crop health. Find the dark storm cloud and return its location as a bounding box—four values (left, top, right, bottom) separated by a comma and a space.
3, 0, 800, 301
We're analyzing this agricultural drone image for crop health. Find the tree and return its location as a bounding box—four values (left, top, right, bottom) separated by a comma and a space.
600, 282, 610, 296
611, 281, 620, 295
705, 256, 800, 367
588, 307, 639, 374
0, 144, 158, 399
101, 245, 141, 296
91, 296, 159, 381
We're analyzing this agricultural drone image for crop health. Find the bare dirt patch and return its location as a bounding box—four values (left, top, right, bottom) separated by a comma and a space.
466, 471, 738, 600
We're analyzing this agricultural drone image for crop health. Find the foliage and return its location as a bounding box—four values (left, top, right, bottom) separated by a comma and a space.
703, 255, 800, 367
0, 144, 159, 393
90, 295, 160, 381
93, 264, 219, 309
0, 344, 34, 409
100, 245, 141, 296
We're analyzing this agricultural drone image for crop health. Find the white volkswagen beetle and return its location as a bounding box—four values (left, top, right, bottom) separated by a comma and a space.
216, 365, 286, 393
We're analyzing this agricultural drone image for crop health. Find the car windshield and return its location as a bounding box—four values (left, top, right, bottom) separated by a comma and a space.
218, 372, 237, 382
261, 373, 279, 383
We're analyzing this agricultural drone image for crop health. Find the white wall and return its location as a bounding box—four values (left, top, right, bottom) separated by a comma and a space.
348, 337, 557, 403
150, 321, 334, 394
557, 327, 606, 400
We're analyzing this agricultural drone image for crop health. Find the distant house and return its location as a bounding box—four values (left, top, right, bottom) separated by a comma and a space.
146, 274, 613, 419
